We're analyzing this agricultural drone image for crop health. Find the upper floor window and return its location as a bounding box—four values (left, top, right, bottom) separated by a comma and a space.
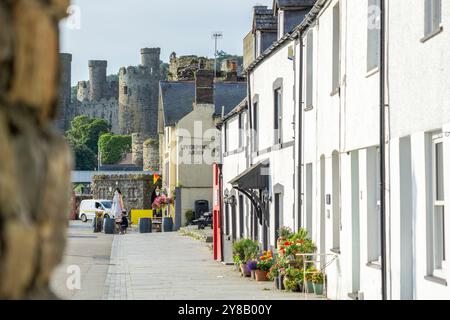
253, 102, 259, 152
274, 88, 282, 145
306, 30, 314, 109
332, 2, 341, 92
367, 0, 381, 72
238, 113, 243, 148
425, 0, 442, 37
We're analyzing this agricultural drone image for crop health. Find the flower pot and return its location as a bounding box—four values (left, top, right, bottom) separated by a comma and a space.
278, 275, 285, 290
313, 283, 324, 295
255, 270, 269, 282
240, 263, 251, 277
306, 281, 314, 293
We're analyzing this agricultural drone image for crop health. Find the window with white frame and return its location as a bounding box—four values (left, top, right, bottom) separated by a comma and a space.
306, 30, 314, 108
367, 147, 381, 264
252, 102, 258, 152
332, 2, 341, 92
238, 113, 243, 148
424, 0, 442, 37
367, 0, 380, 72
274, 88, 282, 145
429, 132, 446, 278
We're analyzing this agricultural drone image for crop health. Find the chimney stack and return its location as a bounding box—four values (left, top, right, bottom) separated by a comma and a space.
195, 70, 214, 105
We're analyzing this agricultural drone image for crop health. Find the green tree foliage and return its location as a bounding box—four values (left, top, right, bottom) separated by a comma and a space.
71, 143, 97, 170
98, 133, 132, 165
65, 115, 111, 170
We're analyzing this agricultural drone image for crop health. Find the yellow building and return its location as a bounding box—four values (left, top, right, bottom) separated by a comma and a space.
158, 70, 246, 227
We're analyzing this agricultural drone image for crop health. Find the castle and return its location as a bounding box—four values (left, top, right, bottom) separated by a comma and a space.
57, 48, 162, 140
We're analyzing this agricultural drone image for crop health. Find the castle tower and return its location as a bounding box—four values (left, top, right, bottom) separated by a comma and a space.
119, 48, 161, 138
88, 60, 107, 101
77, 81, 89, 102
57, 53, 72, 131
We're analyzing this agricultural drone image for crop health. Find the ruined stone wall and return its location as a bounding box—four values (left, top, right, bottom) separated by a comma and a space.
70, 98, 120, 133
0, 0, 73, 299
143, 138, 160, 172
119, 48, 160, 138
92, 175, 154, 212
131, 133, 144, 168
56, 53, 72, 131
168, 53, 214, 81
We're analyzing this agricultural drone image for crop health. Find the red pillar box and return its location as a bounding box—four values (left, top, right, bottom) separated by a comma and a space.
213, 163, 222, 261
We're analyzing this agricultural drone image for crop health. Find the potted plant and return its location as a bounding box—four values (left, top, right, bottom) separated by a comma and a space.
305, 266, 317, 294
283, 268, 301, 292
268, 263, 280, 289
232, 239, 259, 278
312, 271, 325, 295
233, 255, 241, 272
246, 260, 258, 279
296, 268, 305, 292
277, 226, 293, 249
255, 251, 273, 281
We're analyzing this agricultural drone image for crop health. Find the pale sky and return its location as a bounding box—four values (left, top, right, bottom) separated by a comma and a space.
60, 0, 273, 85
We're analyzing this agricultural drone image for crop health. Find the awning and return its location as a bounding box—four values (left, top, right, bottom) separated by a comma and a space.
229, 159, 269, 190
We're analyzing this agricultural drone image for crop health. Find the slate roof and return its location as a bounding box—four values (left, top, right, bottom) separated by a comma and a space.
253, 6, 278, 31
160, 81, 247, 127
274, 0, 317, 9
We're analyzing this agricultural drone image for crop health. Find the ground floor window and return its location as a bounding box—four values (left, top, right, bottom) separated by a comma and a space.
428, 131, 447, 278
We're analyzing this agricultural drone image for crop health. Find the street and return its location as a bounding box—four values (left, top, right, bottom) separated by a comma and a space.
51, 221, 318, 300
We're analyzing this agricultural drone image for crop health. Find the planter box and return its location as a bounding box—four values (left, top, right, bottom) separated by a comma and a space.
255, 270, 269, 281
240, 264, 251, 277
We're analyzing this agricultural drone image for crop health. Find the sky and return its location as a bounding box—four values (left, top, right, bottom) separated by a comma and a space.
60, 0, 273, 85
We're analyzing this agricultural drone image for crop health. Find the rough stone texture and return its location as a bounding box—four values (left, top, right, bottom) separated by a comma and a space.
143, 138, 159, 172
70, 98, 120, 133
119, 49, 161, 138
55, 53, 72, 131
131, 133, 143, 168
168, 52, 214, 81
91, 174, 155, 212
0, 0, 73, 299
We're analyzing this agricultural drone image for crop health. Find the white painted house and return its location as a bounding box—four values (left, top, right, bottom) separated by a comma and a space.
295, 0, 450, 300
219, 0, 449, 300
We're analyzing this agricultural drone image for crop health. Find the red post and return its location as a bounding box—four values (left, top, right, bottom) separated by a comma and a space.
213, 163, 222, 261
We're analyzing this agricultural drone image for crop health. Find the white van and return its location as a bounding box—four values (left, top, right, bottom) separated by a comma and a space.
79, 199, 113, 222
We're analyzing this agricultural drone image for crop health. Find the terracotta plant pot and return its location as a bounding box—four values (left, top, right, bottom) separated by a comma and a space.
240, 263, 251, 277
255, 270, 269, 281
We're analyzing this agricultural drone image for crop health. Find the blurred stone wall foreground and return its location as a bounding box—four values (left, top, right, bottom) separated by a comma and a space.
0, 0, 73, 299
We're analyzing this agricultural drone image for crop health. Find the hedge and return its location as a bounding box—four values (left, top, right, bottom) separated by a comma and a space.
98, 133, 132, 165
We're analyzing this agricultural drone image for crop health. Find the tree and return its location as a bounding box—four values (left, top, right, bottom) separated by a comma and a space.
98, 133, 132, 165
65, 116, 111, 170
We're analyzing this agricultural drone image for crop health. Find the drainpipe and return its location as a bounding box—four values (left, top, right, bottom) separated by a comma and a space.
379, 0, 388, 301
297, 34, 304, 232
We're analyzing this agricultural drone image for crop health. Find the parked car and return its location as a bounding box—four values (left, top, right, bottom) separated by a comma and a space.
79, 199, 113, 222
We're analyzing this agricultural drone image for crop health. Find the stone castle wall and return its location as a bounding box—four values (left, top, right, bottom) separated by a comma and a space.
168, 53, 214, 81
70, 98, 120, 133
143, 138, 159, 172
119, 48, 160, 138
92, 174, 155, 211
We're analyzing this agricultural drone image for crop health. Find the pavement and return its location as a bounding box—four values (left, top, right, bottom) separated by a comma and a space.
51, 221, 321, 300
50, 220, 114, 299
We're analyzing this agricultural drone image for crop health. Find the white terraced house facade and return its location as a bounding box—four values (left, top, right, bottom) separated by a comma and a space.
218, 0, 450, 300
295, 0, 450, 300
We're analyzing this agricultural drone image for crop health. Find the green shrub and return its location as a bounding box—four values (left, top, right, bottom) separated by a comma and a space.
185, 210, 195, 225
232, 239, 259, 263
98, 133, 132, 164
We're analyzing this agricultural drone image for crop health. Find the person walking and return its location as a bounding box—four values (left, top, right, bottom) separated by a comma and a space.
111, 188, 125, 233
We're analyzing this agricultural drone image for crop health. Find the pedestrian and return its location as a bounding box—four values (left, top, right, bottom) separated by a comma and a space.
120, 213, 129, 235
111, 188, 125, 233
